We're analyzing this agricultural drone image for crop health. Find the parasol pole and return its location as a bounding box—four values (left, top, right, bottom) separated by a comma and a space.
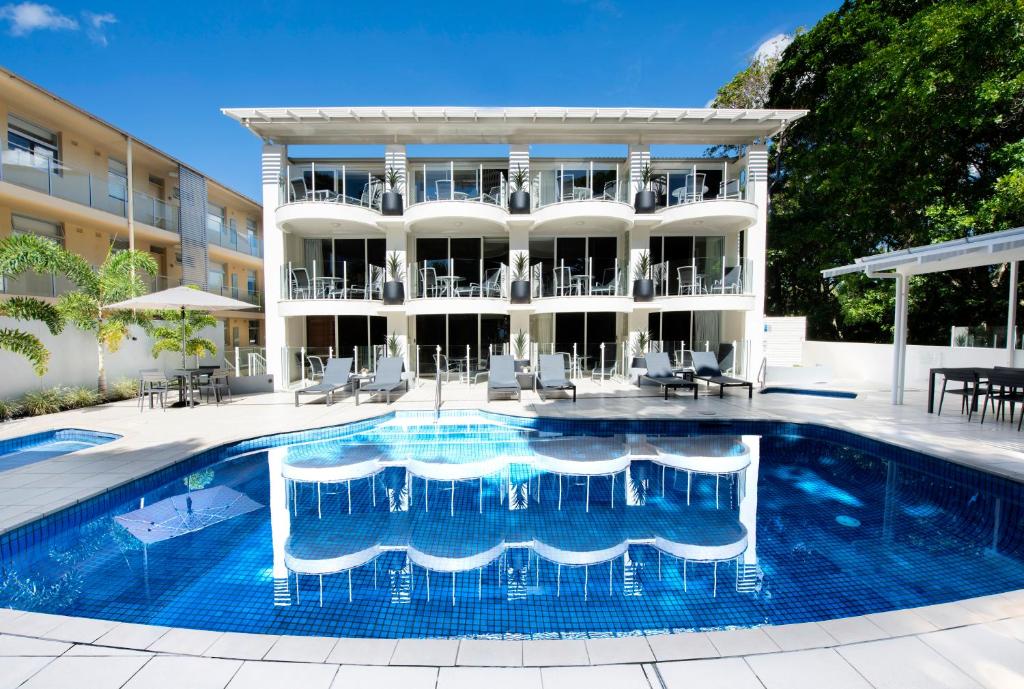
181, 305, 187, 370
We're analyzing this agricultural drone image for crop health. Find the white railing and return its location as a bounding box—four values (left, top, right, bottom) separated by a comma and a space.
409, 162, 506, 206
531, 162, 629, 208
530, 259, 628, 298
409, 260, 508, 299
283, 162, 385, 210
283, 261, 384, 300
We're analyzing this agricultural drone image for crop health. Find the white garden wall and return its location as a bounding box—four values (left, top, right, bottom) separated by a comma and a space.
0, 317, 224, 399
801, 340, 1024, 389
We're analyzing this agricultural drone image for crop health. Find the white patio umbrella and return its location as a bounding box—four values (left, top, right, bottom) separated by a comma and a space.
107, 285, 257, 369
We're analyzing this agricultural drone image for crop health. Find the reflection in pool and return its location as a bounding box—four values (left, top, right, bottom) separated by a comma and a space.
1, 412, 1022, 638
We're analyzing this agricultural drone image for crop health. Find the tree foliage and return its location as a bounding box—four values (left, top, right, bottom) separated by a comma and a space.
0, 234, 156, 388
763, 0, 1024, 342
149, 307, 218, 361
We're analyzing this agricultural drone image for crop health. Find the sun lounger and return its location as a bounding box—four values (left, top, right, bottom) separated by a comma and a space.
294, 357, 353, 406
355, 357, 408, 405
535, 354, 576, 402
689, 351, 753, 398
642, 352, 698, 400
487, 355, 521, 401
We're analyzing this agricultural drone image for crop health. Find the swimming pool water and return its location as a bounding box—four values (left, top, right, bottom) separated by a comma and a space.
1, 412, 1022, 639
0, 429, 119, 471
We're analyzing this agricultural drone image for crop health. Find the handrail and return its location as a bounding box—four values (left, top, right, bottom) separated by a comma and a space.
433, 345, 442, 421
757, 357, 767, 390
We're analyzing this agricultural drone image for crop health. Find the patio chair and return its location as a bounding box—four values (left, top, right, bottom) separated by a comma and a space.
349, 266, 384, 300
713, 266, 743, 294
306, 355, 326, 381
295, 357, 354, 407
434, 353, 463, 382
487, 355, 521, 401
289, 268, 313, 299
138, 369, 170, 412
553, 266, 573, 296
198, 369, 232, 406
651, 261, 668, 296
590, 268, 616, 295
419, 266, 440, 298
689, 350, 753, 398
467, 268, 503, 298
641, 352, 698, 400
601, 180, 618, 201
979, 368, 1024, 426
360, 180, 383, 209
937, 369, 983, 420
677, 265, 700, 295
535, 354, 576, 402
355, 357, 408, 405
483, 185, 502, 205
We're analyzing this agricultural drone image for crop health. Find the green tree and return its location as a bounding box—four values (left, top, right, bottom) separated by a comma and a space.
149, 307, 218, 363
761, 0, 1024, 342
0, 234, 156, 391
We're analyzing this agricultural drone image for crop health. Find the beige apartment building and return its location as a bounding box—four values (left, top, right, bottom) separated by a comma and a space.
0, 67, 264, 354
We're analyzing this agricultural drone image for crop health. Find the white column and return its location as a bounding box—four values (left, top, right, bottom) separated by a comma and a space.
126, 137, 135, 250
891, 272, 909, 405
384, 224, 410, 372
1008, 261, 1018, 366
262, 144, 288, 390
509, 223, 531, 356
627, 225, 651, 347
743, 144, 768, 378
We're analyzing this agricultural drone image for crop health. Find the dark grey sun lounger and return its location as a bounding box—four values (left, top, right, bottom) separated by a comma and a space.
295, 357, 353, 406
487, 355, 521, 401
535, 354, 576, 402
355, 357, 408, 405
642, 352, 698, 400
690, 350, 753, 398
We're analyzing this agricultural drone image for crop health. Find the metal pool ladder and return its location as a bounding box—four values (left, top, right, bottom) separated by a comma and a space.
433, 345, 442, 422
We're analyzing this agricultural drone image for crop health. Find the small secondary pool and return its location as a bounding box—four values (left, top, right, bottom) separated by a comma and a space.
0, 412, 1021, 638
0, 429, 119, 471
761, 387, 858, 399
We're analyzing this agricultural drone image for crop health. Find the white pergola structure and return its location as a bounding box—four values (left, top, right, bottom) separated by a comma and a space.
822, 226, 1024, 405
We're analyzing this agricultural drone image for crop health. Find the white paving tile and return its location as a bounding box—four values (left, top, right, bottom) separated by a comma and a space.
0, 634, 70, 656
0, 612, 65, 637
456, 639, 522, 666
147, 628, 223, 655
985, 617, 1024, 643
18, 655, 150, 689
541, 663, 651, 689
331, 665, 437, 689
0, 656, 52, 689
438, 667, 542, 689
746, 648, 872, 689
706, 628, 780, 656
585, 636, 655, 664
226, 660, 338, 689
92, 623, 169, 650
913, 603, 991, 629
522, 639, 589, 666
919, 624, 1024, 689
42, 617, 118, 644
838, 636, 984, 689
819, 616, 890, 644
390, 639, 459, 666
64, 645, 153, 657
122, 656, 242, 689
866, 610, 940, 636
326, 638, 397, 665
263, 634, 338, 663
657, 657, 764, 689
646, 633, 719, 661
958, 595, 1015, 621
762, 622, 837, 651
204, 632, 279, 660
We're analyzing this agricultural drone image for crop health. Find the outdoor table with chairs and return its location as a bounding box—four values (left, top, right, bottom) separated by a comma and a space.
930, 366, 1024, 430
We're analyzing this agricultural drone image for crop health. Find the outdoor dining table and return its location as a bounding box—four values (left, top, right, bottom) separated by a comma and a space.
927, 366, 993, 413
570, 274, 592, 295
435, 275, 465, 297
314, 276, 345, 299
169, 368, 214, 408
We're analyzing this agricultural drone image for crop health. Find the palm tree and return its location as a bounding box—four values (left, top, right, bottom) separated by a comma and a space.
0, 233, 156, 392
149, 307, 218, 364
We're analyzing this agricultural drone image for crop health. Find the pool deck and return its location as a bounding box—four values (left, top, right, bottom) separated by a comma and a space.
0, 379, 1023, 688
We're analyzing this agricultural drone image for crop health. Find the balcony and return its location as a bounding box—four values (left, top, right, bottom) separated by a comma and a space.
530, 259, 628, 298
405, 162, 508, 231
651, 169, 756, 233
207, 218, 263, 257
206, 285, 263, 309
278, 163, 385, 234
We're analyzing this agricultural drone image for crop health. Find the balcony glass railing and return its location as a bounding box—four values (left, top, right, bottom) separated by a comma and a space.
207, 285, 262, 308
283, 163, 385, 210
132, 191, 179, 233
282, 262, 383, 301
409, 259, 508, 299
408, 163, 506, 206
650, 258, 753, 296
529, 259, 628, 298
650, 168, 749, 209
530, 162, 629, 209
207, 218, 263, 257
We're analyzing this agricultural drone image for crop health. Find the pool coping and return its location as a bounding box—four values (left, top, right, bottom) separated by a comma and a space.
0, 391, 1022, 675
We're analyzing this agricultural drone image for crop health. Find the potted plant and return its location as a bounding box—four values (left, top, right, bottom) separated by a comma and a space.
382, 167, 404, 216
629, 330, 651, 383
634, 162, 657, 213
512, 330, 530, 372
509, 164, 531, 214
383, 251, 405, 305
386, 331, 403, 358
509, 251, 531, 304
632, 251, 654, 302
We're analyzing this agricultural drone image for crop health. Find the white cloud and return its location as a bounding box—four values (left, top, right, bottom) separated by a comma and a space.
83, 10, 115, 46
0, 2, 78, 35
753, 33, 793, 63
0, 3, 116, 45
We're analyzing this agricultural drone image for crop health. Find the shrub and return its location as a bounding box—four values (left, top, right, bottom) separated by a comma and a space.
0, 399, 22, 421
60, 386, 101, 409
107, 378, 139, 401
21, 388, 63, 416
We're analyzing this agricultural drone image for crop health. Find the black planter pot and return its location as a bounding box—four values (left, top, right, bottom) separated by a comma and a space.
510, 280, 531, 304
634, 189, 657, 214
509, 191, 531, 214
382, 281, 405, 305
381, 191, 404, 216
633, 278, 655, 302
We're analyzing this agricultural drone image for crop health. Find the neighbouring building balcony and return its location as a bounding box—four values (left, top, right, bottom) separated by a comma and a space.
207, 217, 263, 257
1, 143, 179, 232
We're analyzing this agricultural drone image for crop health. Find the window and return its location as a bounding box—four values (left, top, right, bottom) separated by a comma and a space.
7, 115, 58, 163
12, 214, 62, 244
206, 203, 226, 236
248, 320, 260, 345
230, 272, 239, 298
247, 270, 257, 295
245, 217, 257, 252
208, 262, 227, 290
110, 237, 129, 253
108, 158, 127, 202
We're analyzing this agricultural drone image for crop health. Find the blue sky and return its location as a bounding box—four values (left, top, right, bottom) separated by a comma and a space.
0, 1, 837, 200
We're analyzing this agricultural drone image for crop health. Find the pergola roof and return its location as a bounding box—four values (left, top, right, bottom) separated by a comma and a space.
221, 106, 808, 145
822, 227, 1024, 278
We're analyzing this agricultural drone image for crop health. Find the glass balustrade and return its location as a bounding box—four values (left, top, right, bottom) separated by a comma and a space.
207, 217, 263, 257
282, 261, 384, 301
408, 162, 507, 206
650, 258, 753, 296
649, 168, 749, 209
132, 191, 179, 233
530, 162, 628, 209
283, 163, 385, 210
529, 259, 628, 298
409, 260, 508, 299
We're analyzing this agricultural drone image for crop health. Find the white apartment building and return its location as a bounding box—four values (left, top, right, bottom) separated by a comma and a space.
222, 107, 806, 388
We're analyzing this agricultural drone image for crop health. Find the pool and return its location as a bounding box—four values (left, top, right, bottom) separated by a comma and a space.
1, 411, 1021, 638
0, 428, 120, 471
760, 387, 858, 399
